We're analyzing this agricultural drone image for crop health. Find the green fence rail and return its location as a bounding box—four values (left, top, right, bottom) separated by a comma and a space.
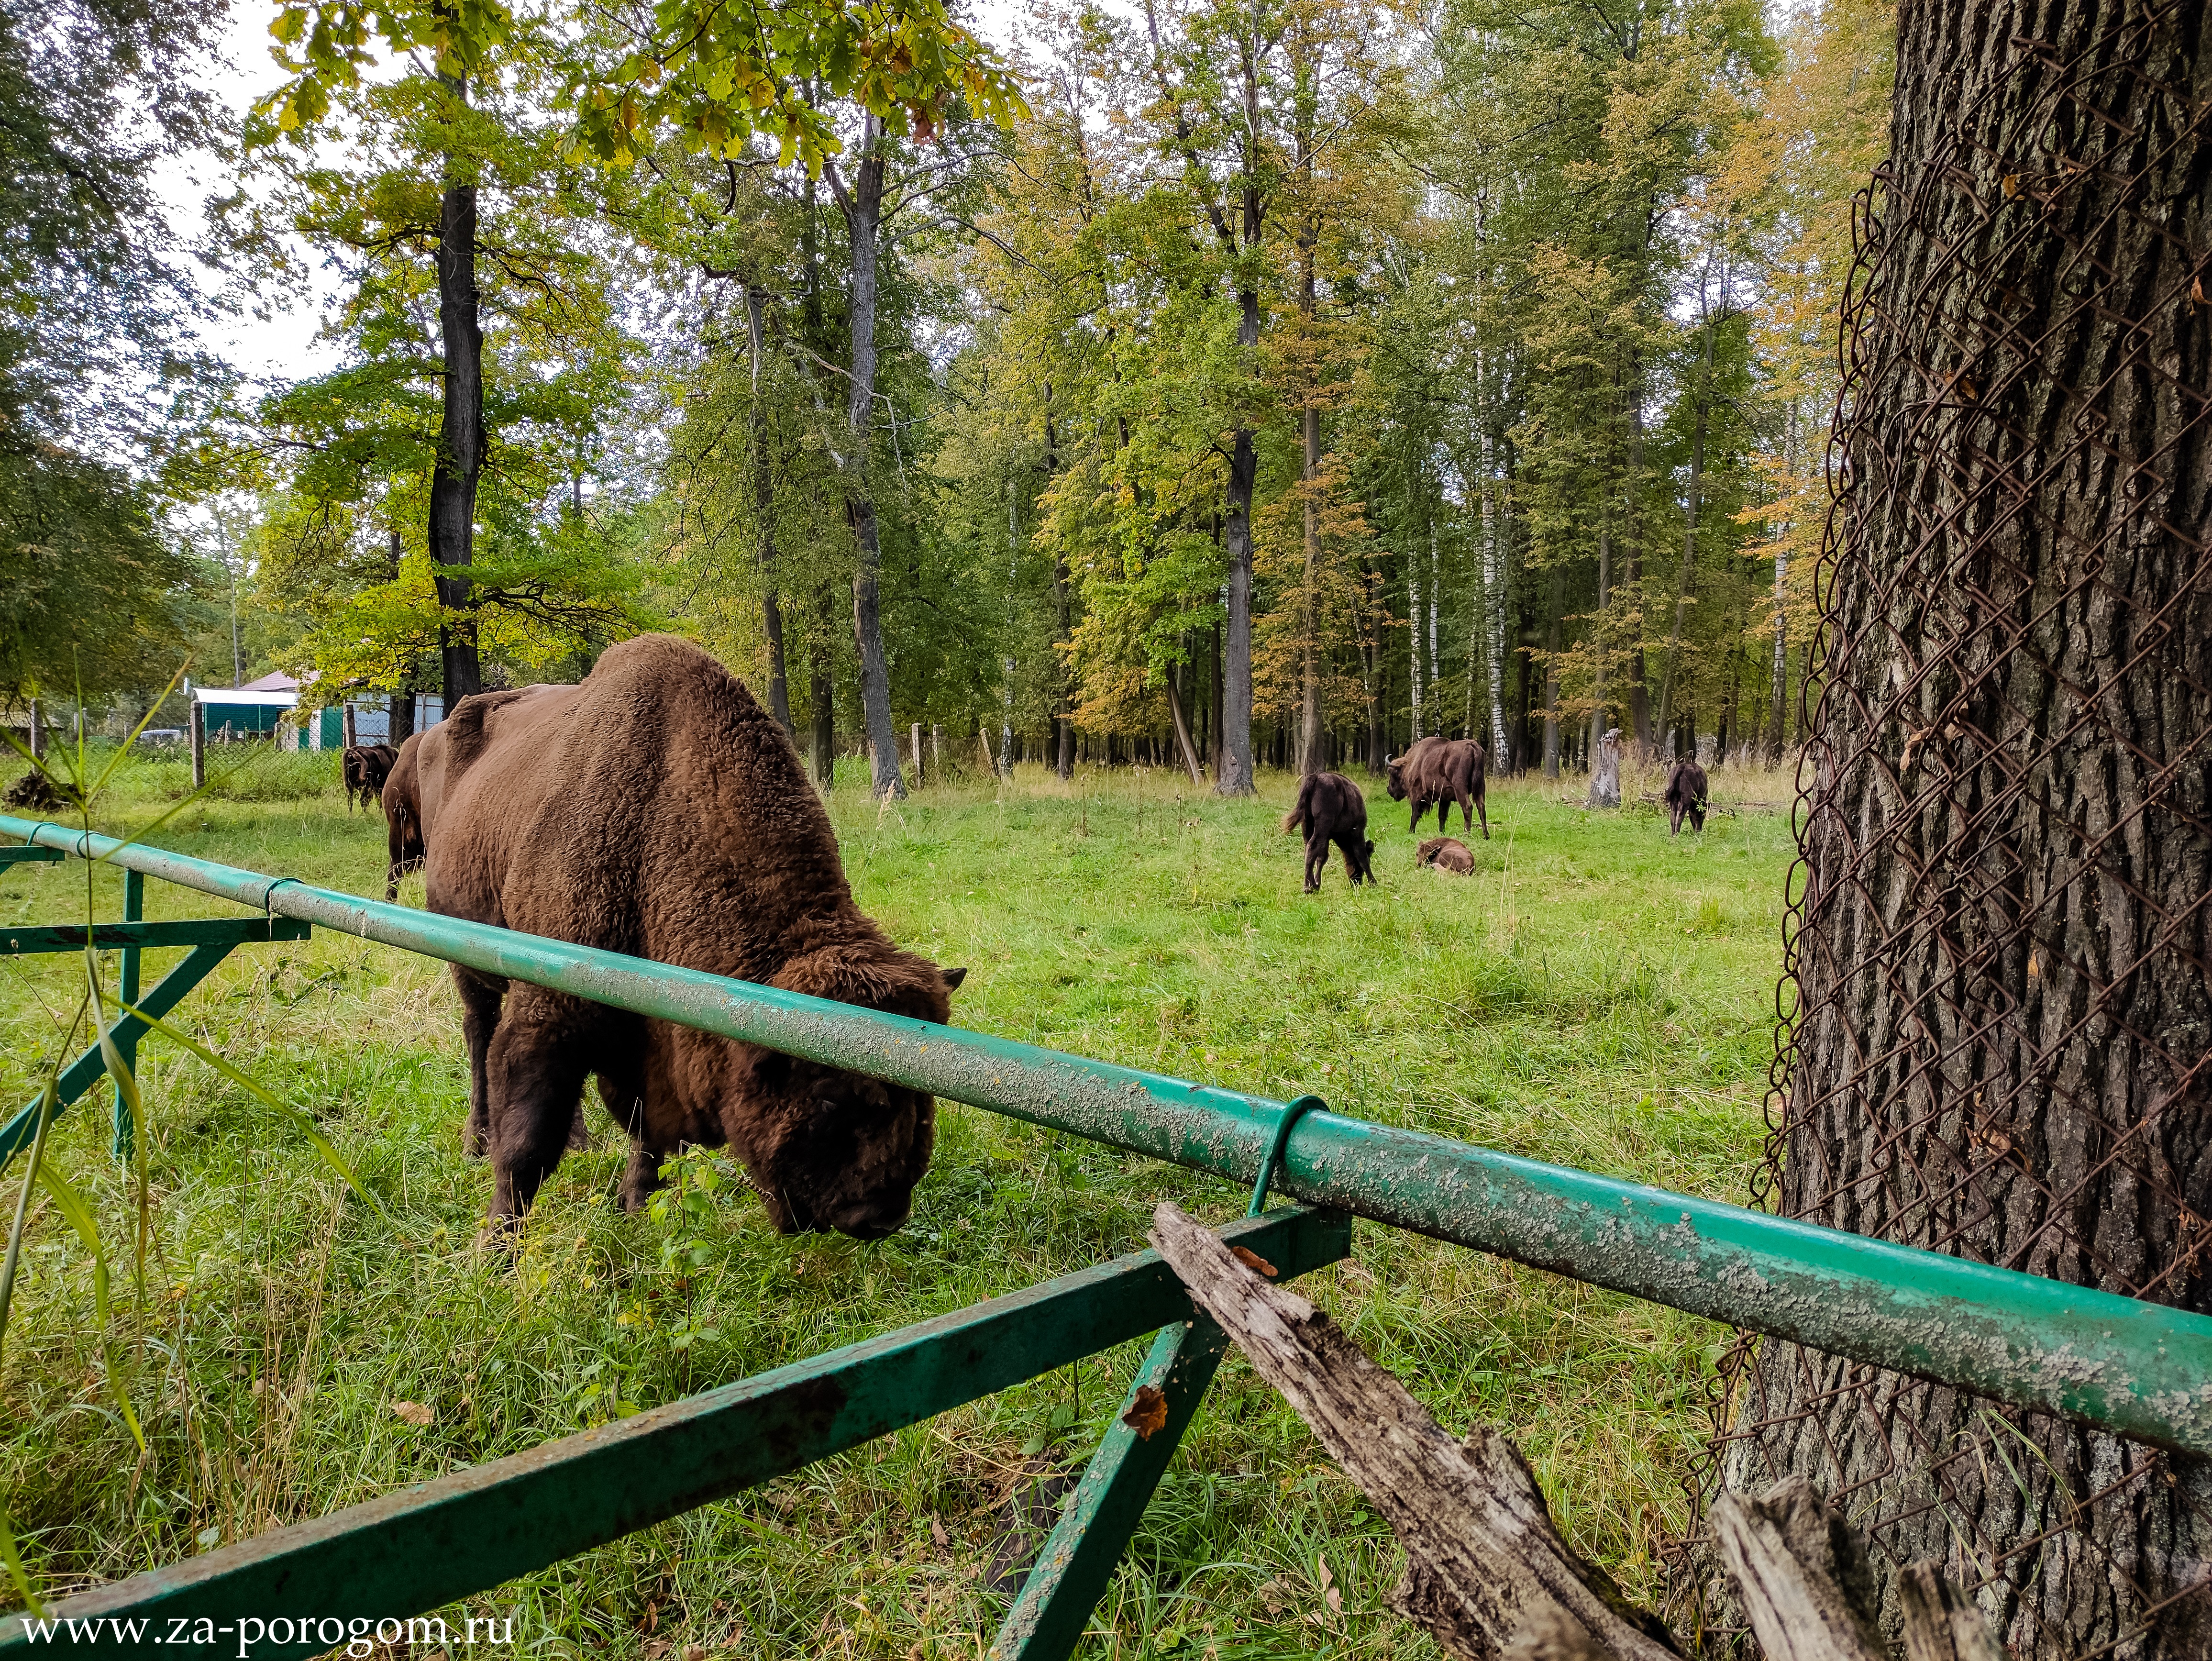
3, 811, 2209, 1658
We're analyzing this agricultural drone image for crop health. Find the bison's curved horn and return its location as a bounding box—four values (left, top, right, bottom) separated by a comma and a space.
1383, 752, 1396, 767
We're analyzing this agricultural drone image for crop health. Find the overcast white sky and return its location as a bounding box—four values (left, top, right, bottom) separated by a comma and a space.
162, 0, 1034, 390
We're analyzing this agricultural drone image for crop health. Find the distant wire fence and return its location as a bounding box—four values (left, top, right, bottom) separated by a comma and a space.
1675, 2, 2212, 1654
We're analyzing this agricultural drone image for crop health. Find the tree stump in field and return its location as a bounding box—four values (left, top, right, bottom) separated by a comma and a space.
1588, 728, 1621, 808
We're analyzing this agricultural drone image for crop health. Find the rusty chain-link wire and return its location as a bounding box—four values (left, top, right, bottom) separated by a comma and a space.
1667, 4, 2212, 1655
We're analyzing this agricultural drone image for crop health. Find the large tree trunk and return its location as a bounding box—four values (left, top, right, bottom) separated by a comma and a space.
745, 286, 792, 741
1542, 567, 1562, 779
1657, 291, 1714, 749
1046, 396, 1074, 779
428, 108, 484, 709
1768, 399, 1797, 763
1724, 5, 2212, 1656
1217, 293, 1260, 797
831, 118, 904, 800
1623, 358, 1652, 756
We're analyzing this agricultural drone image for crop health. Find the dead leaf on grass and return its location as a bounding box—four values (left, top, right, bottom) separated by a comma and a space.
1122, 1384, 1169, 1440
1318, 1555, 1343, 1615
391, 1400, 433, 1427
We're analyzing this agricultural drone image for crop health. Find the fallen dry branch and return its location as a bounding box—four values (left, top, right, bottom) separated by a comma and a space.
1150, 1200, 2007, 1661
1149, 1202, 1678, 1661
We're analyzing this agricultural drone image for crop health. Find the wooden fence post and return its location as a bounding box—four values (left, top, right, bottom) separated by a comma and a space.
190, 699, 206, 789
931, 724, 942, 776
26, 698, 41, 761
912, 723, 924, 786
343, 703, 357, 749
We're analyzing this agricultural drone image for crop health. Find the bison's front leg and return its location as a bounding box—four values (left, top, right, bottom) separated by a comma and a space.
1304, 832, 1327, 893
617, 1139, 673, 1211
453, 968, 506, 1158
484, 986, 593, 1224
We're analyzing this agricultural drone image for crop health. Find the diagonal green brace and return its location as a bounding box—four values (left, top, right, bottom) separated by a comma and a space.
990, 1312, 1230, 1660
0, 1207, 1348, 1661
0, 941, 240, 1172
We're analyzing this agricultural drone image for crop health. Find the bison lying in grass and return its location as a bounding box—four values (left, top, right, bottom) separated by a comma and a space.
1416, 836, 1474, 875
1282, 771, 1374, 893
414, 635, 964, 1239
1384, 736, 1489, 840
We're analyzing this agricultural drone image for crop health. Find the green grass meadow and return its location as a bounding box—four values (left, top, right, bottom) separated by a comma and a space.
0, 742, 1796, 1658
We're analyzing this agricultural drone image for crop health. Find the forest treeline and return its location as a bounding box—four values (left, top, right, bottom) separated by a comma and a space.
4, 0, 1894, 796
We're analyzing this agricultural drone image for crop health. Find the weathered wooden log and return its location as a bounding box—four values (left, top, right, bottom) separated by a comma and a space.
1149, 1201, 1678, 1661
1710, 1477, 1883, 1661
1151, 1201, 2009, 1661
1895, 1563, 2002, 1661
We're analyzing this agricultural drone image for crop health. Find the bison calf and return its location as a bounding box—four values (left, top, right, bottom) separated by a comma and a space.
1664, 758, 1709, 835
1416, 836, 1475, 874
1283, 772, 1375, 893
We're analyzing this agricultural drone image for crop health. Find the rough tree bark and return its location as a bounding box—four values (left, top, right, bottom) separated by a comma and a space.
428, 85, 485, 709
1731, 5, 2212, 1656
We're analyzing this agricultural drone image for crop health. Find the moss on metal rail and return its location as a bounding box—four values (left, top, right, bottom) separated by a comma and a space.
6, 812, 2209, 1458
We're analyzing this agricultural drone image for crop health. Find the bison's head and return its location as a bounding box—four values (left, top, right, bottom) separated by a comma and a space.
1383, 753, 1408, 801
727, 952, 967, 1241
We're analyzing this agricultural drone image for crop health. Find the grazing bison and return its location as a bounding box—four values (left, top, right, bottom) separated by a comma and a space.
1383, 736, 1490, 840
378, 731, 438, 900
343, 742, 398, 812
1282, 772, 1375, 893
1664, 758, 1709, 836
417, 636, 965, 1239
1416, 836, 1475, 875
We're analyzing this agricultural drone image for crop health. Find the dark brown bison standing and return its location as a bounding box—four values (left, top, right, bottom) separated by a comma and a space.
1383, 736, 1490, 839
1282, 772, 1374, 893
343, 742, 398, 812
1416, 836, 1475, 874
416, 635, 964, 1239
1664, 758, 1709, 836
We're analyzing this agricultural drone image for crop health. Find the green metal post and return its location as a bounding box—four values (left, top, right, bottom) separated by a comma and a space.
991, 1315, 1229, 1659
0, 942, 240, 1170
115, 868, 143, 1160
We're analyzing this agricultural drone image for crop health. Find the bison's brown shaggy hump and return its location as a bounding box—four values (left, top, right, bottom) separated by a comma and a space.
419, 635, 963, 1239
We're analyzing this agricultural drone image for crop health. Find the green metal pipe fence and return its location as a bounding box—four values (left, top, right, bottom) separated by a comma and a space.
3, 811, 2209, 1656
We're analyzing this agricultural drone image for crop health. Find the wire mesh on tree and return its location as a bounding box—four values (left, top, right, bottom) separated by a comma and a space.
1678, 3, 2212, 1657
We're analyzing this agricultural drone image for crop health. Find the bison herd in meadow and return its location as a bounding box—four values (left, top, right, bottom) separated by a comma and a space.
342, 635, 1715, 1239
